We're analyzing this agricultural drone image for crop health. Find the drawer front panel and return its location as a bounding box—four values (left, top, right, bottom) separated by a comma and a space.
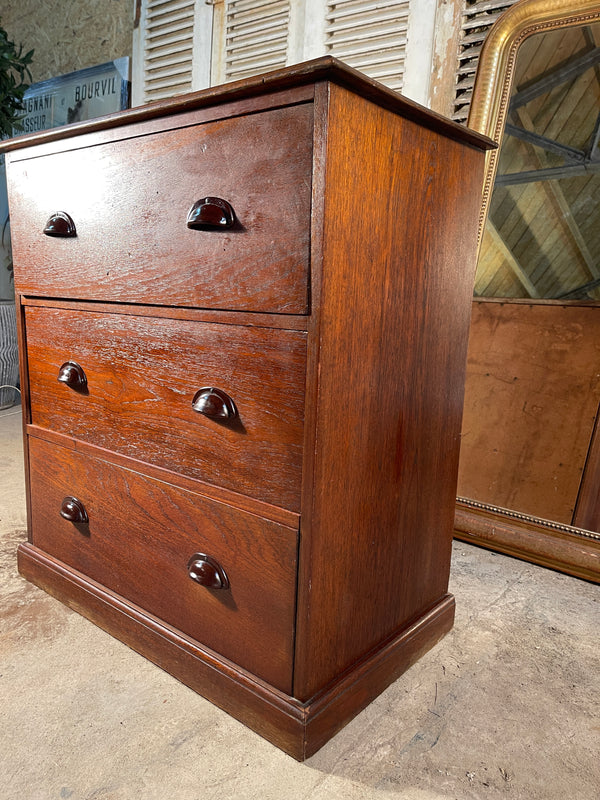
28, 437, 298, 691
26, 307, 306, 512
8, 103, 312, 313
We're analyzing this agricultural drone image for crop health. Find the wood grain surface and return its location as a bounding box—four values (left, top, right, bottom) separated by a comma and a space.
458, 301, 600, 525
8, 103, 313, 313
294, 82, 486, 699
6, 61, 493, 757
0, 57, 493, 157
28, 436, 299, 692
573, 408, 600, 533
25, 306, 307, 511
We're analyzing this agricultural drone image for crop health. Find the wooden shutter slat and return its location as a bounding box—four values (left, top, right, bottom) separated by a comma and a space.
453, 0, 520, 123
325, 0, 409, 92
224, 0, 290, 82
141, 0, 195, 102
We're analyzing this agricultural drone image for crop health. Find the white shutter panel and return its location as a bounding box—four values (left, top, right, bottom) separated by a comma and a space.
224, 0, 291, 82
324, 0, 410, 92
139, 0, 197, 103
453, 0, 519, 123
133, 0, 417, 105
132, 0, 214, 106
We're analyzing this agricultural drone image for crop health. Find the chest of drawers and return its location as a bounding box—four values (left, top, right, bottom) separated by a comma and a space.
3, 58, 492, 759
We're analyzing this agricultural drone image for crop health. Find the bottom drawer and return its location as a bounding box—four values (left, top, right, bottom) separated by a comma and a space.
28, 437, 298, 692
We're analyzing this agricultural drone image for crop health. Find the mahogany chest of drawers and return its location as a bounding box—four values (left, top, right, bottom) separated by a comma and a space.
3, 58, 492, 759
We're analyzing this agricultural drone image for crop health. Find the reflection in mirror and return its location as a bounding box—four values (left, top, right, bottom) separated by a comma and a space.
474, 22, 600, 300
455, 0, 600, 583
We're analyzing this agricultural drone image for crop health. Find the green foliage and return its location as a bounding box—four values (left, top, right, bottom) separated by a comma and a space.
0, 19, 34, 139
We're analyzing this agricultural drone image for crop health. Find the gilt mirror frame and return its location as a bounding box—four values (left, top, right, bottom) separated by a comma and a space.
455, 0, 600, 582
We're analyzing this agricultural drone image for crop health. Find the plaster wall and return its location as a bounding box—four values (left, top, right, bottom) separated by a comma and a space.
1, 0, 133, 84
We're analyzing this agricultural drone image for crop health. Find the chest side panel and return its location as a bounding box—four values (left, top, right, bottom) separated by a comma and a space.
295, 84, 487, 699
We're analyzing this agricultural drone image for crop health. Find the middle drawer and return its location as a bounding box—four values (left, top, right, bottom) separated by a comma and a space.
25, 306, 307, 512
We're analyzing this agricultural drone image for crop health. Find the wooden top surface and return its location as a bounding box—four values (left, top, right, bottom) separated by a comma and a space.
1, 56, 495, 154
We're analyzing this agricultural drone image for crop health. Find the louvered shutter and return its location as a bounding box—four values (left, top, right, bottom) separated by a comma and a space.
224, 0, 291, 82
324, 0, 410, 92
136, 0, 195, 103
132, 0, 213, 105
453, 0, 519, 123
133, 0, 424, 106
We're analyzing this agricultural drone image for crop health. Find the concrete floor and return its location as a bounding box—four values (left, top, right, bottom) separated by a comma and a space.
1, 405, 598, 800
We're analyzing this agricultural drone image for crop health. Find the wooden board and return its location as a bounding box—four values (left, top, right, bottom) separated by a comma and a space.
293, 82, 486, 699
458, 300, 600, 525
7, 103, 313, 313
25, 306, 307, 512
28, 437, 299, 692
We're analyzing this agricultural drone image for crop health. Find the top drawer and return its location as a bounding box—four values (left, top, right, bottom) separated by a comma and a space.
7, 103, 313, 313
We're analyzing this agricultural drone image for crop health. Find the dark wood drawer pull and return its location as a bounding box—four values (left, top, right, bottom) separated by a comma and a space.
43, 211, 77, 237
187, 553, 229, 590
192, 387, 237, 420
186, 197, 235, 229
57, 361, 87, 390
60, 496, 88, 524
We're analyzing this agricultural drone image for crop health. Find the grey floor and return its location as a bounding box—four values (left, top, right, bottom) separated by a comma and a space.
1, 403, 598, 800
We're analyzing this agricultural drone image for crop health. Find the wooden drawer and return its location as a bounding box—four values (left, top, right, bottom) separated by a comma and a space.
25, 306, 306, 512
28, 437, 298, 692
8, 103, 312, 313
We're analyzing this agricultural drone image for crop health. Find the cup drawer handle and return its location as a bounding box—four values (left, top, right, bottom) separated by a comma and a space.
43, 212, 77, 237
192, 387, 237, 420
186, 197, 235, 229
60, 496, 88, 524
187, 553, 229, 590
57, 361, 87, 390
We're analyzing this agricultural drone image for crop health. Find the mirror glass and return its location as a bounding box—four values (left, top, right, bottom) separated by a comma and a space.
458, 19, 600, 530
474, 21, 600, 300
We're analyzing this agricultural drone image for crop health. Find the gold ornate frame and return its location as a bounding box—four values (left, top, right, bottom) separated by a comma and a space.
455, 0, 600, 582
469, 0, 600, 244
